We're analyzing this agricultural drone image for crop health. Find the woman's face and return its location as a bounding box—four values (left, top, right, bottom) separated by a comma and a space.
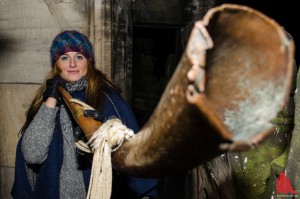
56, 51, 88, 82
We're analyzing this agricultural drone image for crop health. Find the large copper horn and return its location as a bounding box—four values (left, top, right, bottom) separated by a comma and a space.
111, 4, 294, 178
59, 4, 294, 178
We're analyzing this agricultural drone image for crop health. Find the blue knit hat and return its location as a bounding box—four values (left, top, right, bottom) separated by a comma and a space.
50, 30, 95, 67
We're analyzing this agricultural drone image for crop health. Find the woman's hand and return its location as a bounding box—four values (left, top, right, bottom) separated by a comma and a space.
43, 75, 67, 107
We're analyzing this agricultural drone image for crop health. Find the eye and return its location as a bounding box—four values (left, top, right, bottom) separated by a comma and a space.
75, 54, 84, 61
60, 55, 70, 61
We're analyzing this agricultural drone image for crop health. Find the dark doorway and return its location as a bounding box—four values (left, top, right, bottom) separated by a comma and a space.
132, 25, 182, 127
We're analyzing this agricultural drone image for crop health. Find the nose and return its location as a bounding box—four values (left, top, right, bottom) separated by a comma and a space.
70, 56, 76, 68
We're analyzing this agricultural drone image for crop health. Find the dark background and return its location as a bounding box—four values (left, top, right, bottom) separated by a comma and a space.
222, 0, 299, 66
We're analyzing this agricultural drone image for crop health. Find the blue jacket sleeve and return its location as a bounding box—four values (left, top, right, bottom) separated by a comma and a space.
100, 88, 139, 133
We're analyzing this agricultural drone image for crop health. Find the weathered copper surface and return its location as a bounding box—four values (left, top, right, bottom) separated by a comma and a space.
112, 4, 294, 178
186, 4, 294, 149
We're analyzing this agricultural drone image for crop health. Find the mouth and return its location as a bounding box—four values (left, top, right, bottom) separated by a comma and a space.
68, 70, 80, 74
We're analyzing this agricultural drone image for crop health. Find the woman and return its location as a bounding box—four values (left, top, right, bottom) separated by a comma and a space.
11, 30, 157, 199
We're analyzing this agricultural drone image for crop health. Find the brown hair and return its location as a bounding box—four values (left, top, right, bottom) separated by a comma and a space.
19, 63, 118, 135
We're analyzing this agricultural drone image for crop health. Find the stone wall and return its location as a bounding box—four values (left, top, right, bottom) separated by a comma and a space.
0, 84, 39, 199
112, 0, 132, 102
